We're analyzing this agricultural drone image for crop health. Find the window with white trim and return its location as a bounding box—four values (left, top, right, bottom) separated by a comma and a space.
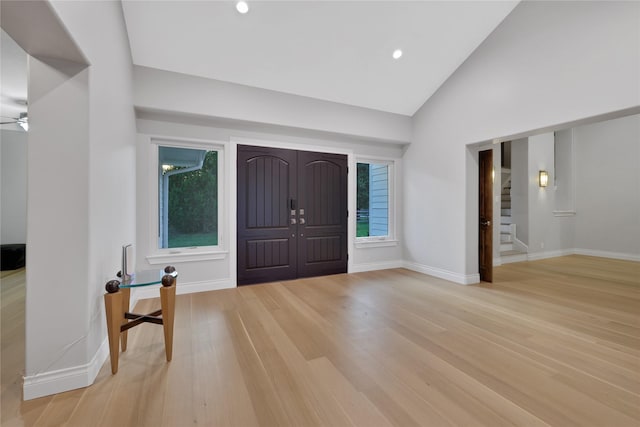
157, 144, 221, 249
356, 159, 395, 241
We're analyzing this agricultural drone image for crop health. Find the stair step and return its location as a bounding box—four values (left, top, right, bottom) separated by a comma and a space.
500, 250, 527, 264
501, 216, 511, 224
500, 224, 511, 233
500, 243, 514, 251
501, 209, 511, 216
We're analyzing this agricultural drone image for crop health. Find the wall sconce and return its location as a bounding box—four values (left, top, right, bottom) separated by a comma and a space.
539, 170, 549, 187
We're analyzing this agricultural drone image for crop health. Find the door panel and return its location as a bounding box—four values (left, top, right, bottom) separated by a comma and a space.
237, 146, 347, 285
238, 146, 297, 285
298, 151, 348, 277
479, 149, 493, 282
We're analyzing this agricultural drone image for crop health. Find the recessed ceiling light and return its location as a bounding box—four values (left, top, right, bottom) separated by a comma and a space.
392, 49, 403, 60
236, 1, 249, 14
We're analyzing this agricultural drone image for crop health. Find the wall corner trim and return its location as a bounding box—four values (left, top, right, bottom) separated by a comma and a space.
402, 261, 479, 285
23, 338, 109, 400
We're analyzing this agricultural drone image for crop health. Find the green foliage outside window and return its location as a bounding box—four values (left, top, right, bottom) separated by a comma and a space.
357, 163, 369, 237
166, 151, 218, 247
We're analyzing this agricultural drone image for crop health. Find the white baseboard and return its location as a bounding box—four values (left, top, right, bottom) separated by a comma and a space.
527, 249, 574, 261
350, 260, 404, 273
403, 261, 479, 285
571, 248, 640, 262
501, 252, 528, 264
23, 338, 109, 401
134, 278, 235, 301
513, 248, 639, 263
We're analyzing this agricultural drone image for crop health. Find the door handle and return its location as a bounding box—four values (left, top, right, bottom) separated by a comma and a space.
299, 218, 306, 225
291, 218, 297, 225
480, 220, 491, 227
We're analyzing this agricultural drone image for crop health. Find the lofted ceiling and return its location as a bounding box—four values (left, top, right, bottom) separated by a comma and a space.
122, 1, 519, 116
0, 1, 520, 125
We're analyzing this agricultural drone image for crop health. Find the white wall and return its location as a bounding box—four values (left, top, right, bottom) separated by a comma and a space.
554, 129, 575, 213
20, 0, 137, 399
527, 133, 575, 258
133, 66, 412, 144
0, 130, 27, 244
502, 115, 639, 261
135, 116, 404, 293
573, 115, 640, 258
26, 55, 91, 386
406, 1, 640, 282
54, 1, 138, 366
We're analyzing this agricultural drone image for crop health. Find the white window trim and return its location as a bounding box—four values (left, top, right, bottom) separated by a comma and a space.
147, 137, 227, 263
355, 157, 397, 248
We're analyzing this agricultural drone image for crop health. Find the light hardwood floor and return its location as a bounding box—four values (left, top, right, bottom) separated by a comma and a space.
1, 255, 639, 426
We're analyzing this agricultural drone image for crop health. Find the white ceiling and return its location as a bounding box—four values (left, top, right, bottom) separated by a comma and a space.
0, 29, 28, 131
0, 2, 519, 124
122, 1, 518, 116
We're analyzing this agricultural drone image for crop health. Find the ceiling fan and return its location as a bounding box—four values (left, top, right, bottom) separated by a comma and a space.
0, 112, 28, 131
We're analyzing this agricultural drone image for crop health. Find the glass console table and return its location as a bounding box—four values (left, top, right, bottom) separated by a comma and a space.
103, 266, 178, 374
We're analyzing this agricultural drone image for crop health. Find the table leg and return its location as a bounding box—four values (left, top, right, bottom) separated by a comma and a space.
120, 288, 131, 352
104, 291, 124, 374
159, 282, 176, 362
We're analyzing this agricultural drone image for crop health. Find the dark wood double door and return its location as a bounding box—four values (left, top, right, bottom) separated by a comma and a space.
237, 145, 348, 285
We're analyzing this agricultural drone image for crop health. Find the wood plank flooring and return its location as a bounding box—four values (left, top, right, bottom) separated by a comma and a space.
1, 255, 639, 426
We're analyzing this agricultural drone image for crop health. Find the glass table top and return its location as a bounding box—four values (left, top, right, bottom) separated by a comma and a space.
119, 269, 177, 288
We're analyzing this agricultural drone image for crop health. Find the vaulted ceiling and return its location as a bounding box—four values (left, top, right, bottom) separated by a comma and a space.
1, 1, 520, 128
122, 1, 519, 116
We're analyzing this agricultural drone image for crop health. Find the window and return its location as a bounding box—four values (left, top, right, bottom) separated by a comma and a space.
356, 160, 394, 241
158, 145, 219, 249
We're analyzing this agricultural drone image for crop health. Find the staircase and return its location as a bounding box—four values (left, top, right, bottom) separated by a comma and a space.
499, 168, 527, 263
500, 168, 514, 252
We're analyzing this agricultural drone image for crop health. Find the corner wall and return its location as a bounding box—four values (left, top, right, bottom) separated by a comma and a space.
505, 115, 639, 262
0, 130, 27, 244
19, 1, 137, 399
406, 1, 639, 282
573, 115, 640, 259
526, 133, 575, 258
